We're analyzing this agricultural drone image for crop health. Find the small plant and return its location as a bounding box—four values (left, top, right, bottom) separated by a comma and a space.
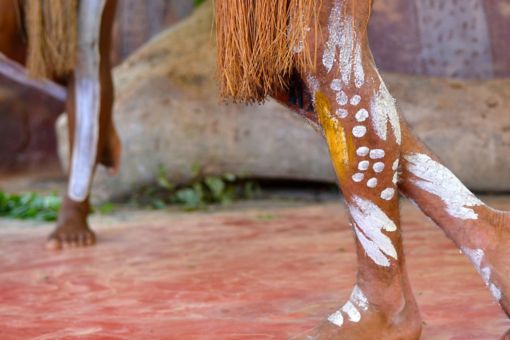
193, 0, 206, 8
132, 164, 261, 211
0, 191, 61, 221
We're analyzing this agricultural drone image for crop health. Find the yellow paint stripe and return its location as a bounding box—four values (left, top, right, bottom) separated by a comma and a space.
315, 91, 353, 181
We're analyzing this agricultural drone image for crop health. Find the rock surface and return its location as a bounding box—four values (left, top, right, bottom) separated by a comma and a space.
57, 3, 510, 201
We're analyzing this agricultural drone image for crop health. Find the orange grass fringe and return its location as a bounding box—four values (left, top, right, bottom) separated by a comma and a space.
25, 0, 79, 79
215, 0, 321, 103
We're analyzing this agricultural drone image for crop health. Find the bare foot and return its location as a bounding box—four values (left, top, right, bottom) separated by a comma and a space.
462, 211, 510, 317
293, 286, 422, 340
46, 196, 96, 250
99, 124, 122, 176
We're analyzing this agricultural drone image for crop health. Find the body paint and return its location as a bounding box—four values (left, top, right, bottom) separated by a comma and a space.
348, 196, 398, 267
405, 153, 483, 220
328, 285, 369, 327
316, 92, 353, 181
370, 82, 401, 145
461, 247, 502, 301
68, 0, 106, 202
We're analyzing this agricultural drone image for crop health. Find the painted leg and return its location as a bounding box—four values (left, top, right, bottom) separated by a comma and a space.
398, 121, 510, 315
294, 82, 421, 340
47, 0, 115, 250
288, 4, 420, 338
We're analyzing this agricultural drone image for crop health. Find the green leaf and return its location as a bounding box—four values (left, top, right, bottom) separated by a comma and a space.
190, 162, 202, 178
204, 176, 225, 201
193, 0, 205, 8
98, 203, 115, 214
175, 188, 202, 209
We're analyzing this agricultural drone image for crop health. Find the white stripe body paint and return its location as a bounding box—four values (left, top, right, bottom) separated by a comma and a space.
341, 301, 361, 322
348, 196, 398, 267
328, 310, 344, 327
68, 0, 106, 202
370, 81, 401, 145
405, 153, 484, 220
322, 1, 364, 88
461, 247, 502, 301
328, 285, 369, 328
354, 43, 365, 88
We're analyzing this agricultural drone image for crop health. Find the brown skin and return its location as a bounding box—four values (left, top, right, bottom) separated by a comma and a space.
277, 0, 509, 338
0, 0, 121, 250
47, 0, 121, 250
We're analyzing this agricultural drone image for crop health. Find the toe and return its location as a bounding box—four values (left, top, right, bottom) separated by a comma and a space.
85, 232, 96, 246
46, 235, 62, 250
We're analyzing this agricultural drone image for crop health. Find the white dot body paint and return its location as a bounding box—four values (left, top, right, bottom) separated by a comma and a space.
352, 173, 365, 182
367, 178, 378, 188
348, 196, 398, 267
336, 108, 348, 118
337, 91, 349, 106
370, 149, 385, 159
381, 188, 395, 201
405, 153, 484, 220
356, 147, 370, 157
370, 81, 401, 145
358, 161, 370, 171
353, 126, 367, 138
331, 79, 342, 91
373, 162, 385, 173
461, 247, 502, 302
355, 109, 369, 122
350, 95, 362, 106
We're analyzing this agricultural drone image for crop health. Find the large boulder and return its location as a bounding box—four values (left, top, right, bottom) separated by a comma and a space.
57, 2, 510, 201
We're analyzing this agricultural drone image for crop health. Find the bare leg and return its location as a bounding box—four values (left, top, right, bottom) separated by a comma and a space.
47, 0, 119, 249
398, 120, 510, 315
292, 1, 421, 338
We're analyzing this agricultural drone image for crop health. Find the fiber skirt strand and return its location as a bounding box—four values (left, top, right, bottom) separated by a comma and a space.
215, 0, 320, 103
25, 0, 79, 79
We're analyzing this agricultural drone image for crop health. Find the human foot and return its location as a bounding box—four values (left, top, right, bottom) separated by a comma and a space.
293, 285, 422, 340
46, 196, 96, 250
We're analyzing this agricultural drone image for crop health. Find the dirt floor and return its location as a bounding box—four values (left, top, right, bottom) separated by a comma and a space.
1, 197, 510, 339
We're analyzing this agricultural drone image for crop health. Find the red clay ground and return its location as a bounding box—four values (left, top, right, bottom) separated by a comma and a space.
1, 199, 509, 339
